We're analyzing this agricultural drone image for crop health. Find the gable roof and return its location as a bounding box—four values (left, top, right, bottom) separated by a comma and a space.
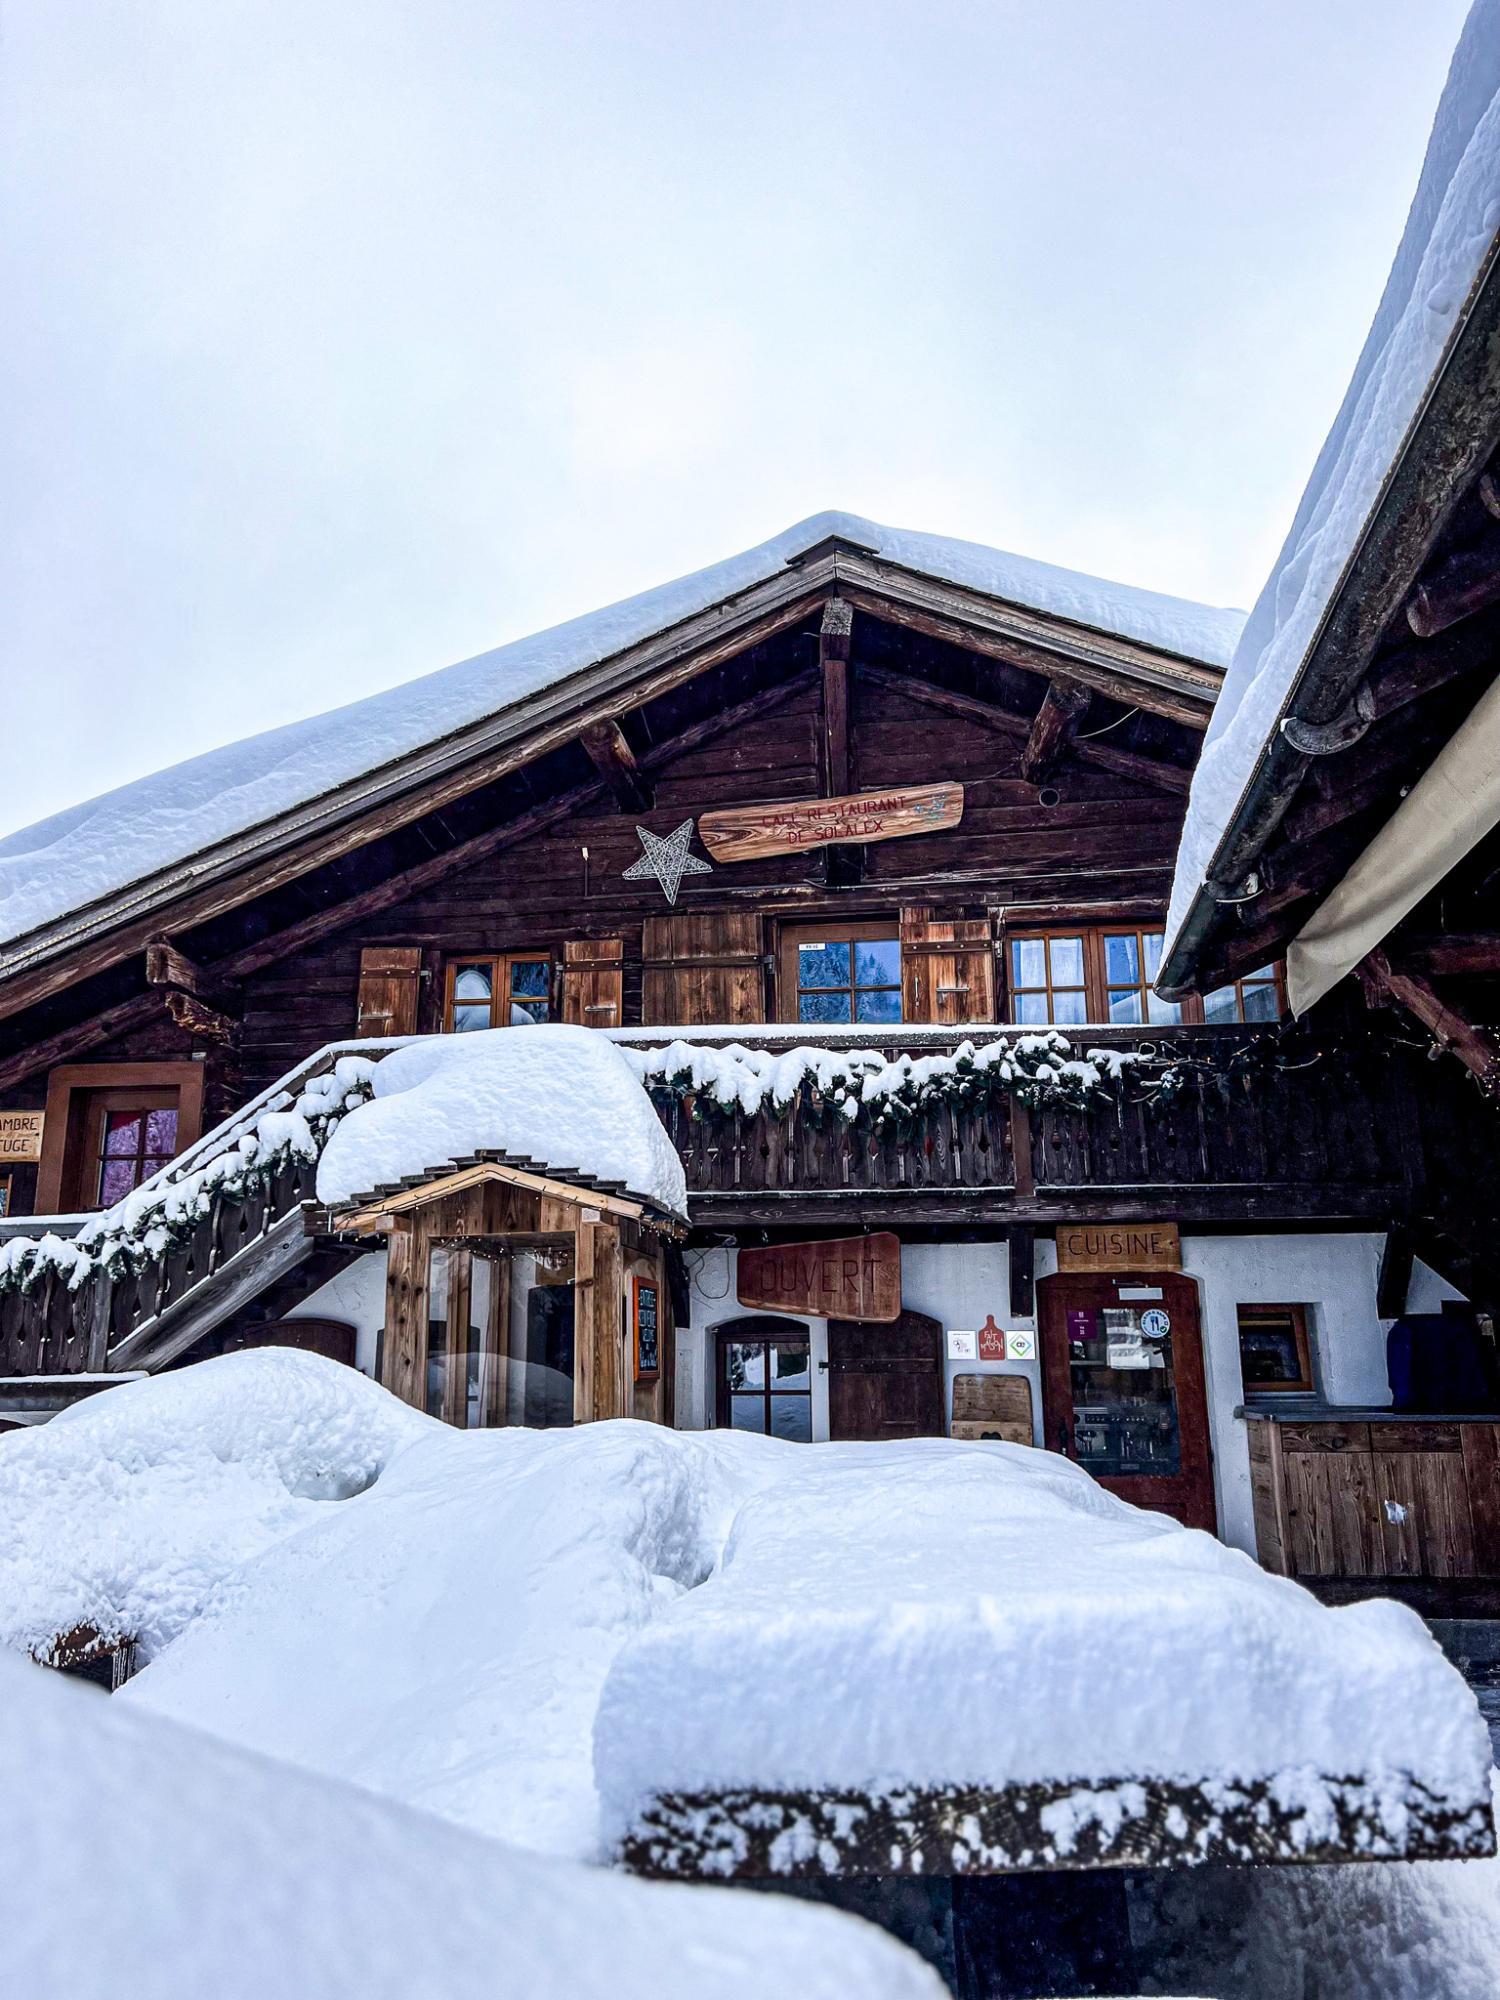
1161, 0, 1500, 989
0, 511, 1239, 970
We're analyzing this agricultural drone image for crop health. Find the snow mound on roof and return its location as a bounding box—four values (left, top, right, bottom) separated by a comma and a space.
592, 1439, 1489, 1852
0, 510, 1240, 953
316, 1023, 688, 1216
1166, 0, 1500, 953
0, 1348, 427, 1663
2, 1655, 940, 2000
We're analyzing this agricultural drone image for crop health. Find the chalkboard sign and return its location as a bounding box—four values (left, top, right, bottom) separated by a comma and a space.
634, 1276, 661, 1380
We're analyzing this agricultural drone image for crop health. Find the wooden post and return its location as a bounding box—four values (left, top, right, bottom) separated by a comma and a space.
1362, 949, 1500, 1095
1009, 1224, 1036, 1319
1377, 1227, 1415, 1319
1021, 679, 1091, 785
380, 1219, 429, 1410
818, 597, 859, 886
576, 1217, 625, 1423
580, 719, 652, 813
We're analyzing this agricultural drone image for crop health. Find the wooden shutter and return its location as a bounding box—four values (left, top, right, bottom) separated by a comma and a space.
642, 912, 765, 1026
560, 938, 624, 1028
356, 946, 422, 1038
899, 907, 995, 1025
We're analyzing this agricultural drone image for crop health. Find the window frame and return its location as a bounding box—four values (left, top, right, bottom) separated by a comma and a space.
36, 1062, 205, 1216
443, 952, 554, 1032
1003, 926, 1286, 1027
776, 919, 903, 1027
1236, 1302, 1315, 1397
714, 1320, 814, 1438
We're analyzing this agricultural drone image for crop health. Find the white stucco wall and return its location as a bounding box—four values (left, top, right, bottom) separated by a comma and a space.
681, 1231, 1467, 1558
281, 1251, 388, 1375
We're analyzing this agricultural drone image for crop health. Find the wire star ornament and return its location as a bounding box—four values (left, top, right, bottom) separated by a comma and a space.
622, 819, 713, 905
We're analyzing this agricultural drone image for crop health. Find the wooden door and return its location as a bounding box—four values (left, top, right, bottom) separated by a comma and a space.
899, 908, 995, 1025
828, 1309, 944, 1441
1038, 1272, 1216, 1532
642, 912, 765, 1026
357, 946, 422, 1037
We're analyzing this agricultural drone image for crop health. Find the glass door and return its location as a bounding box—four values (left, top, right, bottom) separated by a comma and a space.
1038, 1271, 1216, 1531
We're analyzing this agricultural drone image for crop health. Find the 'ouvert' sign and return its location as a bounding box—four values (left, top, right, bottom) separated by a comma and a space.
736, 1232, 901, 1322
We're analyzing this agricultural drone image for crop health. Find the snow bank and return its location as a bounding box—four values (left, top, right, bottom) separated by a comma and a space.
125, 1417, 771, 1857
592, 1441, 1490, 1857
0, 510, 1239, 953
317, 1023, 688, 1216
1, 1654, 941, 2000
0, 1349, 427, 1662
1166, 0, 1500, 952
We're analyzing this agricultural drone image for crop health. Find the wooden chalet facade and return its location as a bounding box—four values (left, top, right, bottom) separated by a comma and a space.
3, 513, 1500, 1584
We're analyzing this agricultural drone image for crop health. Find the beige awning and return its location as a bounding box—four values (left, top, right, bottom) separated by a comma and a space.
1287, 672, 1500, 1014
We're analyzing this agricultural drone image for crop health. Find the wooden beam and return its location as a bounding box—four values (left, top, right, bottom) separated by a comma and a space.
580, 719, 652, 814
1399, 933, 1500, 977
144, 938, 201, 993
1407, 532, 1500, 637
635, 668, 814, 771
1020, 679, 1091, 785
164, 990, 239, 1044
1362, 948, 1500, 1094
1365, 628, 1495, 722
840, 586, 1214, 730
817, 598, 860, 886
858, 663, 1192, 794
1008, 1223, 1035, 1319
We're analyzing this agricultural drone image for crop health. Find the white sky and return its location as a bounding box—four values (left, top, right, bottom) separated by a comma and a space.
0, 0, 1474, 836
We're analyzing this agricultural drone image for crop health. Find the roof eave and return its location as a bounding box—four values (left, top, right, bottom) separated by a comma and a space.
1157, 223, 1500, 1001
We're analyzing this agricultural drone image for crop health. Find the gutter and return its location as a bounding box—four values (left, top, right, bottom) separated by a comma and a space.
1156, 224, 1500, 1000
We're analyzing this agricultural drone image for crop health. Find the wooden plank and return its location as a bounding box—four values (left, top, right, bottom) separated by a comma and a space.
1377, 1226, 1415, 1318
1462, 1424, 1500, 1572
1285, 1451, 1378, 1577
560, 936, 624, 1029
1371, 1422, 1462, 1454
378, 1219, 427, 1411
736, 1233, 901, 1322
1376, 1452, 1477, 1577
1279, 1421, 1372, 1455
699, 783, 964, 864
1008, 1223, 1035, 1320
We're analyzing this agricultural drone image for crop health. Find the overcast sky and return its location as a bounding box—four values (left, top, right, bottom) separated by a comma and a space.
0, 1, 1474, 836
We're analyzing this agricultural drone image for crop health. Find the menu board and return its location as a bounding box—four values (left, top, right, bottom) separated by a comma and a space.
634, 1277, 660, 1380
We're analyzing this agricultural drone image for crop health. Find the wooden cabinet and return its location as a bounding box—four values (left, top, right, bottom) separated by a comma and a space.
1249, 1416, 1500, 1587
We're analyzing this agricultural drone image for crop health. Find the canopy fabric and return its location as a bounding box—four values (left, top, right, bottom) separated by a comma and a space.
1287, 673, 1500, 1013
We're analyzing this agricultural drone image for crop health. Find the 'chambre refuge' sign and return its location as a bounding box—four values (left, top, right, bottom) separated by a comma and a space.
737, 1232, 901, 1322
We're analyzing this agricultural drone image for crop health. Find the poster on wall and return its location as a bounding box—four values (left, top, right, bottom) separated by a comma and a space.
633, 1276, 661, 1380
946, 1329, 979, 1361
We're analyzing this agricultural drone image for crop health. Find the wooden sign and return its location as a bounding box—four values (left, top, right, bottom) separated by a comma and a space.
1056, 1221, 1181, 1274
0, 1110, 44, 1165
738, 1232, 901, 1323
699, 784, 963, 864
633, 1275, 661, 1380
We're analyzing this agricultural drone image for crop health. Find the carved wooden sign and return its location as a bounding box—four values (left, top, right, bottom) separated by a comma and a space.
699, 784, 963, 864
737, 1232, 901, 1323
0, 1110, 45, 1164
1056, 1221, 1181, 1273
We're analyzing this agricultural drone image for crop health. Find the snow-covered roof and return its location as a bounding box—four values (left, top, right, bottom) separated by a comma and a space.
316, 1025, 689, 1219
0, 511, 1240, 957
1165, 0, 1500, 957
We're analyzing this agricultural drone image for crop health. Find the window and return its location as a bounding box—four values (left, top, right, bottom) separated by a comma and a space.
780, 923, 901, 1025
91, 1094, 179, 1206
1237, 1303, 1314, 1395
715, 1322, 813, 1440
445, 954, 552, 1031
1203, 965, 1284, 1024
1007, 928, 1281, 1026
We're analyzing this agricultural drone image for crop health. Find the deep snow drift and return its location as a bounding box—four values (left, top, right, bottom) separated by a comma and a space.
316, 1022, 689, 1216
1, 1352, 1485, 1869
0, 1652, 940, 2000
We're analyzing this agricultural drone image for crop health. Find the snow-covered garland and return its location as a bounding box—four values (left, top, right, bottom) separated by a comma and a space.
0, 1058, 377, 1299
619, 1033, 1141, 1139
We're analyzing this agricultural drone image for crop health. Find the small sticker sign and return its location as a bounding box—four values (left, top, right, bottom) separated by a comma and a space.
1004, 1327, 1036, 1363
946, 1329, 979, 1361
978, 1314, 1005, 1362
1140, 1308, 1172, 1341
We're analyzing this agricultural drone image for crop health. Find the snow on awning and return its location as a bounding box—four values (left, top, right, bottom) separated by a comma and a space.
316, 1024, 689, 1221
1164, 0, 1500, 968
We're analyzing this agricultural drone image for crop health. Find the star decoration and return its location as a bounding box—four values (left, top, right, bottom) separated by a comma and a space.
622, 819, 712, 905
